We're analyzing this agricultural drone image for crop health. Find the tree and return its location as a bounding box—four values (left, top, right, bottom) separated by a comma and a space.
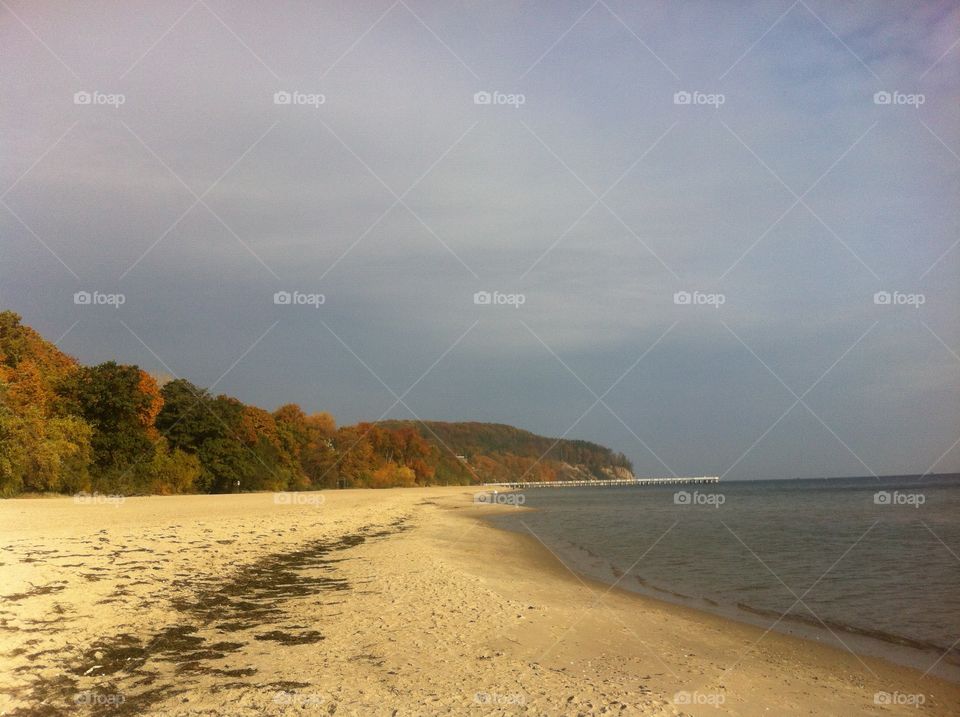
0, 312, 638, 496
136, 438, 201, 494
196, 437, 253, 493
0, 409, 27, 496
155, 383, 298, 492
369, 461, 416, 488
137, 371, 164, 438
331, 426, 375, 488
4, 360, 50, 415
58, 362, 159, 478
0, 405, 93, 495
156, 379, 221, 452
29, 414, 93, 493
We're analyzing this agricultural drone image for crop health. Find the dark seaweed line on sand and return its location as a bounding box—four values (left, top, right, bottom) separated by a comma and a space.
9, 516, 409, 717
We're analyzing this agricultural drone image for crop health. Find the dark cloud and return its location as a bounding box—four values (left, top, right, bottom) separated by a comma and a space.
3, 0, 958, 479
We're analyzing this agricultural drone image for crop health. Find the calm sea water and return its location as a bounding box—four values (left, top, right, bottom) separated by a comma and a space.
487, 474, 960, 681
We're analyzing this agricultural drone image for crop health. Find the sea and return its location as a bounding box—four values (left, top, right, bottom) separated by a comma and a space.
486, 474, 960, 682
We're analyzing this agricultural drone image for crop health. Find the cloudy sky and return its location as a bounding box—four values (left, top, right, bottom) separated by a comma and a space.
3, 1, 958, 480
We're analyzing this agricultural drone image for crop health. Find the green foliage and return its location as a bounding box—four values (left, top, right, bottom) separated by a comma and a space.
156, 379, 220, 451
32, 414, 94, 493
0, 409, 27, 496
381, 421, 633, 484
0, 401, 92, 496
156, 383, 299, 492
57, 361, 157, 473
0, 311, 634, 496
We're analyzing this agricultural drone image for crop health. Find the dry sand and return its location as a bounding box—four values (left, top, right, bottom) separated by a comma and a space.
1, 487, 957, 716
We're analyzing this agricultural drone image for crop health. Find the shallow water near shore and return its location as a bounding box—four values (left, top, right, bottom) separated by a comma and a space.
487, 474, 960, 682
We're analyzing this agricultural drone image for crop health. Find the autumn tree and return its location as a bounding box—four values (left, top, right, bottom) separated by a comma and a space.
0, 312, 92, 494
58, 362, 160, 481
0, 311, 636, 497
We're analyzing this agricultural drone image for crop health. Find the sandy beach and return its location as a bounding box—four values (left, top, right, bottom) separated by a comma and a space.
1, 487, 957, 716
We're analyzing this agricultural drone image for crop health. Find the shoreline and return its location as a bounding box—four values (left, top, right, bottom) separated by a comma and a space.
456, 495, 960, 715
1, 487, 958, 715
481, 502, 960, 685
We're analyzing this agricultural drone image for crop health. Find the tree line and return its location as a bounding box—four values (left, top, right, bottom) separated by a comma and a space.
0, 311, 632, 496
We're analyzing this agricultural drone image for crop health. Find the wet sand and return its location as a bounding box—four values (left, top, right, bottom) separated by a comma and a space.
1, 487, 958, 715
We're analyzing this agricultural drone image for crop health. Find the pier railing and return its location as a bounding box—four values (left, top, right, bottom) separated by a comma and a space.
482, 476, 720, 489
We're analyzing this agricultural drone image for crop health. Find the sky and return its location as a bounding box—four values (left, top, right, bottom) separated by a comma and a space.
2, 0, 958, 481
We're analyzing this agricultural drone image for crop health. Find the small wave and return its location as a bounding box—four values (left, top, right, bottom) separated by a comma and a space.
735, 603, 960, 663
643, 582, 696, 601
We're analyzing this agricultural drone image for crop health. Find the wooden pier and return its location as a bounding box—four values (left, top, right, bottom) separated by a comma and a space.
482, 476, 720, 489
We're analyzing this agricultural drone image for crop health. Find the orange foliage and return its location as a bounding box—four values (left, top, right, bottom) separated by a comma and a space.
136, 370, 164, 436
5, 360, 50, 415
369, 461, 416, 488
238, 405, 280, 448
304, 411, 335, 436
